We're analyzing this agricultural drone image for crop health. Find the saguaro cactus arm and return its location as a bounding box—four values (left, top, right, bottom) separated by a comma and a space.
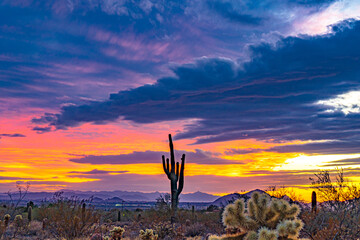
178, 154, 185, 194
162, 155, 170, 177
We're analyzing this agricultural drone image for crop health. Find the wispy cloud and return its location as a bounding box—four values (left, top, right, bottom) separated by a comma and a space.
0, 133, 26, 138
69, 149, 242, 165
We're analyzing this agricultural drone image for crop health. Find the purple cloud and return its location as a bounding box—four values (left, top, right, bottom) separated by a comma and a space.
69, 149, 243, 165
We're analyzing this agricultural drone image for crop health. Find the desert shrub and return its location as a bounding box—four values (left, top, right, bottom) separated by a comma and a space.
184, 222, 207, 237
152, 221, 177, 239
38, 192, 100, 239
209, 192, 304, 240
300, 169, 360, 239
139, 228, 158, 240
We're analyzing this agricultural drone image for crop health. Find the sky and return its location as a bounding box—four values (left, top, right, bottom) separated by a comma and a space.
1, 0, 360, 200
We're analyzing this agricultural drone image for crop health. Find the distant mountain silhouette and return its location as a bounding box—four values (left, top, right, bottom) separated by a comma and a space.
180, 191, 218, 202
211, 189, 267, 207
0, 189, 218, 203
106, 197, 125, 202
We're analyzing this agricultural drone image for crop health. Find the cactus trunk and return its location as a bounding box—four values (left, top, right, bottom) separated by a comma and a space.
28, 206, 32, 222
311, 191, 317, 213
162, 134, 185, 220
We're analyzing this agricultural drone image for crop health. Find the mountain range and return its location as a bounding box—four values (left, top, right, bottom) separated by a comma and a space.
0, 189, 219, 203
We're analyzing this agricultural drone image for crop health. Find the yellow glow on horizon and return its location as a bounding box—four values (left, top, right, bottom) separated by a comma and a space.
274, 154, 360, 171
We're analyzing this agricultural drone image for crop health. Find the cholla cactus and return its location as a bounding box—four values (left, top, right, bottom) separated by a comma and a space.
110, 226, 125, 240
210, 192, 304, 240
14, 215, 23, 228
4, 214, 10, 227
139, 229, 158, 240
0, 214, 11, 237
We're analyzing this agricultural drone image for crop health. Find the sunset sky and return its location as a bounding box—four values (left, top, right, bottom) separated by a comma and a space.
1, 0, 360, 200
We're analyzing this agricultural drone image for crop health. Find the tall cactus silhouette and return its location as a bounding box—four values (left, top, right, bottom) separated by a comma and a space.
162, 134, 185, 216
311, 191, 317, 213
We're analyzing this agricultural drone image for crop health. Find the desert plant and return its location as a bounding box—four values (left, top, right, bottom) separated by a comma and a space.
0, 214, 11, 237
28, 205, 32, 222
110, 226, 125, 240
38, 192, 100, 239
209, 192, 304, 240
311, 192, 316, 213
301, 170, 360, 239
152, 221, 177, 239
13, 214, 26, 237
161, 134, 185, 220
139, 228, 158, 240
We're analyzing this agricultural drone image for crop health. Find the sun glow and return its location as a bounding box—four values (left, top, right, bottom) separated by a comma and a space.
316, 90, 360, 115
274, 153, 360, 171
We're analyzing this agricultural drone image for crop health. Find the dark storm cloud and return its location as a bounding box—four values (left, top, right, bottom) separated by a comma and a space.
34, 19, 360, 154
69, 149, 242, 165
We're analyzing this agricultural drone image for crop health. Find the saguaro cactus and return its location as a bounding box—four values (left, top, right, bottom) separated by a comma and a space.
162, 134, 185, 215
28, 206, 32, 222
311, 191, 317, 213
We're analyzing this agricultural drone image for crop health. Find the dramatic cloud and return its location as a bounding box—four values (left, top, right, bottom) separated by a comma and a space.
0, 0, 344, 113
34, 20, 360, 154
2, 0, 360, 193
69, 149, 242, 165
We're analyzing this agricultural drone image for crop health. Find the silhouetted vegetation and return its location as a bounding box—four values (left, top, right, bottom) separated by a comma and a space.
162, 134, 185, 222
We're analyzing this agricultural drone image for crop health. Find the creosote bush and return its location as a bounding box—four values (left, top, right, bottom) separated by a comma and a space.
38, 192, 100, 240
209, 192, 305, 240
